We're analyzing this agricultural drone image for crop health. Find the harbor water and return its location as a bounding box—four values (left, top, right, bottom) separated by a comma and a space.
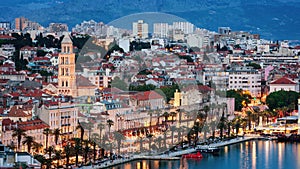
108, 140, 300, 169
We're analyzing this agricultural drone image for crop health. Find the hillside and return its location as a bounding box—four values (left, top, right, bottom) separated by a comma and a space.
1, 0, 300, 40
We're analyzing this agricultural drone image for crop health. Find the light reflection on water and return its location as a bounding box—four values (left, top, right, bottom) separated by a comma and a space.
110, 141, 300, 169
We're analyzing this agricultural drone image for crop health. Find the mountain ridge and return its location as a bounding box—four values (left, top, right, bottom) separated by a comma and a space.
1, 0, 299, 40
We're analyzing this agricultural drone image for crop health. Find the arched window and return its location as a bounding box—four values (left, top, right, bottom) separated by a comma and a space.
63, 46, 66, 53
67, 46, 70, 53
66, 81, 68, 87
62, 81, 64, 87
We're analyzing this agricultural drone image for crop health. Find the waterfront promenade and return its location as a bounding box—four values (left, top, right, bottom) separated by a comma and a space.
79, 136, 258, 169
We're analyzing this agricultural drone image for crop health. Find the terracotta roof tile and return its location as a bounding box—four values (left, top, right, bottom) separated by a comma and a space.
270, 77, 296, 85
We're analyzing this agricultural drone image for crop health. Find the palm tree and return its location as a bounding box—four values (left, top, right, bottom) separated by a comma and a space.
137, 136, 144, 153
106, 119, 114, 137
233, 116, 242, 136
146, 134, 153, 154
218, 105, 227, 139
98, 123, 105, 145
202, 123, 210, 141
246, 111, 252, 130
163, 130, 167, 149
64, 144, 71, 168
147, 110, 154, 128
176, 109, 183, 125
155, 136, 163, 150
76, 123, 85, 142
53, 150, 62, 169
32, 142, 43, 154
46, 146, 55, 159
90, 134, 99, 163
22, 135, 35, 153
155, 110, 162, 125
83, 140, 90, 164
43, 128, 52, 150
73, 138, 82, 167
170, 126, 177, 145
34, 154, 46, 169
210, 120, 217, 139
12, 127, 26, 151
113, 131, 125, 155
227, 120, 233, 137
52, 128, 60, 145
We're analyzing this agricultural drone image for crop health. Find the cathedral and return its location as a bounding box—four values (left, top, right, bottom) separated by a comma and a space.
57, 32, 96, 97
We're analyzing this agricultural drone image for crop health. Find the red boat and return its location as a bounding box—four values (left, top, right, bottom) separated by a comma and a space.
182, 151, 203, 159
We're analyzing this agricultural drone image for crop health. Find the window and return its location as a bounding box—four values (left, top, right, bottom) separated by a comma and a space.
67, 46, 70, 53
62, 81, 64, 87
66, 81, 68, 87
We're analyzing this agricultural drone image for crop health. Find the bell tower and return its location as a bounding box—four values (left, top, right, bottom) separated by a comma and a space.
57, 32, 76, 97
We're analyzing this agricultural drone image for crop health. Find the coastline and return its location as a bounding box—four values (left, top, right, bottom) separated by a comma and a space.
80, 136, 260, 169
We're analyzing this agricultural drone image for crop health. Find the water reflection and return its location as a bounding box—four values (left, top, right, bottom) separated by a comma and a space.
111, 141, 300, 169
252, 141, 256, 169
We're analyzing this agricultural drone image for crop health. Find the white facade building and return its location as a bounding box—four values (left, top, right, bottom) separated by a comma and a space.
228, 67, 262, 97
133, 20, 148, 39
269, 77, 298, 93
173, 22, 194, 34
153, 23, 170, 38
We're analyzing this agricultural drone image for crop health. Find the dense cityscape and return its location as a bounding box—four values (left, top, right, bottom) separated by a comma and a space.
0, 13, 299, 169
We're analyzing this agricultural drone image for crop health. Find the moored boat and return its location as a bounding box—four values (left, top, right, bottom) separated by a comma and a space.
182, 152, 203, 159
196, 145, 220, 153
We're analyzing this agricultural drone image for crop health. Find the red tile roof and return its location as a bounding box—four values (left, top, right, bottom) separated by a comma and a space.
132, 91, 163, 101
270, 77, 296, 85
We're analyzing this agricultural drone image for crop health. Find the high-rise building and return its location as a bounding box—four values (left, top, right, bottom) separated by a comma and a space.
218, 27, 231, 35
153, 23, 170, 38
0, 22, 11, 30
15, 17, 41, 31
172, 22, 194, 34
57, 32, 77, 96
49, 23, 68, 33
15, 17, 28, 31
132, 20, 148, 39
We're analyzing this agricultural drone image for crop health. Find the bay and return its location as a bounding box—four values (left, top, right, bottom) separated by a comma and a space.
109, 140, 300, 169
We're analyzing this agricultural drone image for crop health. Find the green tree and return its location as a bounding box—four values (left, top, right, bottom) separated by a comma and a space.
98, 123, 105, 145
113, 131, 125, 155
22, 135, 35, 153
32, 142, 43, 154
73, 138, 82, 167
170, 126, 177, 146
53, 150, 62, 169
226, 89, 251, 111
110, 76, 128, 90
83, 140, 90, 164
247, 62, 261, 69
43, 128, 52, 150
46, 146, 55, 159
12, 128, 26, 151
266, 90, 299, 111
64, 144, 71, 168
107, 119, 114, 137
34, 154, 46, 169
52, 128, 60, 145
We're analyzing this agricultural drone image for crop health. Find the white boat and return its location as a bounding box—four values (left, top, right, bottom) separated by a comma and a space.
196, 145, 220, 153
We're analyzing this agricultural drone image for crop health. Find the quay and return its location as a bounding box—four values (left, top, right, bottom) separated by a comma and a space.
80, 136, 260, 169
